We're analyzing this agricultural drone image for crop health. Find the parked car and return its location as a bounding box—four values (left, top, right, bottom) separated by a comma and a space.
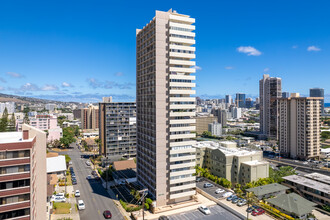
246, 207, 254, 213
158, 216, 169, 220
237, 199, 247, 207
91, 170, 97, 175
203, 183, 213, 188
252, 208, 265, 216
86, 160, 91, 166
222, 192, 233, 198
196, 177, 202, 182
71, 173, 76, 178
227, 195, 236, 201
232, 198, 239, 204
69, 161, 73, 165
86, 175, 92, 180
198, 205, 211, 215
72, 180, 77, 185
78, 200, 85, 210
215, 188, 225, 194
103, 210, 112, 219
75, 190, 80, 197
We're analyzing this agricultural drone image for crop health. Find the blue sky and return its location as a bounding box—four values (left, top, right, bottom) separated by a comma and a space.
0, 0, 329, 103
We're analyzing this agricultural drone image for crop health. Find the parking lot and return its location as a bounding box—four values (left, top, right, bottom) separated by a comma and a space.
169, 205, 241, 220
196, 179, 232, 199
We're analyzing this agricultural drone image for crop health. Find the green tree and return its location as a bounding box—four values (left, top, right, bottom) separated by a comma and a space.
245, 192, 258, 220
23, 112, 30, 124
5, 114, 16, 131
234, 183, 243, 197
0, 108, 9, 132
202, 131, 212, 138
60, 127, 76, 148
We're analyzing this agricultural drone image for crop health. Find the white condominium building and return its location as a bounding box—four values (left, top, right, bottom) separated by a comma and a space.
136, 9, 196, 207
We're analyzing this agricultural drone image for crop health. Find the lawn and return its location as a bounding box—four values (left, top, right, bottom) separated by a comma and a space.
53, 202, 71, 214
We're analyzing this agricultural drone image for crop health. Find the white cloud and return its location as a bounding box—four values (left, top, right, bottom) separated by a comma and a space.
62, 82, 73, 87
20, 83, 40, 91
115, 72, 123, 76
307, 46, 321, 52
225, 66, 234, 70
192, 65, 202, 70
264, 68, 270, 72
237, 46, 262, 56
6, 72, 24, 78
42, 84, 59, 91
292, 45, 298, 49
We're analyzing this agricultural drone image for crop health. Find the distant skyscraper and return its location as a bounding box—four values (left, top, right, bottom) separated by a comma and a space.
259, 74, 282, 139
136, 10, 196, 207
235, 93, 246, 108
245, 98, 254, 108
278, 93, 322, 159
225, 95, 232, 104
282, 92, 290, 98
99, 100, 136, 161
310, 88, 324, 114
81, 105, 99, 129
208, 121, 222, 136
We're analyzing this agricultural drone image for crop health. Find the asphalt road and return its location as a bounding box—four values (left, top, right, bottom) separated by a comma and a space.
169, 205, 241, 220
266, 158, 330, 175
66, 144, 124, 220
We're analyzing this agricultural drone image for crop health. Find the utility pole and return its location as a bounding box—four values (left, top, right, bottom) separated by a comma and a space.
138, 189, 148, 220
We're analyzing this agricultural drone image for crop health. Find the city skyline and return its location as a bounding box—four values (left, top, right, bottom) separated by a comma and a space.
1, 0, 330, 102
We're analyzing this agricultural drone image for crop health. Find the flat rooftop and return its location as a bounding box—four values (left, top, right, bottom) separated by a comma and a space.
0, 132, 33, 144
195, 141, 261, 156
283, 175, 330, 195
242, 160, 269, 166
304, 172, 330, 185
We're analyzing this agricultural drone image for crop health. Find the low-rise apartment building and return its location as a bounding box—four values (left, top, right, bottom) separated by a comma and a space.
194, 141, 269, 185
0, 125, 47, 220
16, 114, 62, 143
282, 173, 330, 206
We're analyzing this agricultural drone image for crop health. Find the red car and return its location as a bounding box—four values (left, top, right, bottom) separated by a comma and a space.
252, 209, 265, 216
103, 210, 112, 219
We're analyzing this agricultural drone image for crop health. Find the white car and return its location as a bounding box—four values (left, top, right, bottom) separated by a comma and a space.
215, 188, 225, 194
53, 197, 66, 202
78, 200, 85, 210
86, 160, 91, 166
198, 205, 211, 215
222, 192, 233, 198
75, 190, 80, 197
303, 161, 308, 165
86, 175, 92, 180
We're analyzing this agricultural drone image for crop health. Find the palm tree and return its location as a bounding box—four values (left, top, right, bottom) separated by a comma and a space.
245, 192, 258, 220
234, 183, 243, 198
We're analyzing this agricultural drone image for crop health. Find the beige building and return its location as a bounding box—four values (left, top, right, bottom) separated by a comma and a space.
81, 105, 99, 129
0, 124, 47, 220
259, 74, 282, 139
195, 141, 269, 185
136, 10, 196, 207
195, 114, 217, 135
278, 93, 322, 159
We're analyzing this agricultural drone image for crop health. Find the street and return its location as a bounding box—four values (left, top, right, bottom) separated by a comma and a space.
65, 144, 124, 220
266, 158, 330, 176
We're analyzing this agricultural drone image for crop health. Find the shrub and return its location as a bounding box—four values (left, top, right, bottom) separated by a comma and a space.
144, 203, 149, 210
